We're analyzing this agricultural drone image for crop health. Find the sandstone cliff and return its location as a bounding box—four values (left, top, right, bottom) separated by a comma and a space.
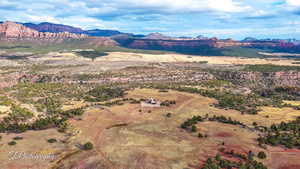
0, 21, 118, 47
0, 21, 87, 40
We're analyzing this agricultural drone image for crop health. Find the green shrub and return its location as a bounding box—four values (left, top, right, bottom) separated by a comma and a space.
83, 142, 94, 150
47, 138, 57, 143
61, 108, 84, 118
13, 136, 23, 140
257, 151, 267, 159
8, 141, 17, 146
191, 125, 197, 132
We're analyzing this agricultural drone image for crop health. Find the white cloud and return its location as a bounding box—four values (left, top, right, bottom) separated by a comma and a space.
25, 15, 59, 23
286, 0, 300, 7
89, 0, 251, 14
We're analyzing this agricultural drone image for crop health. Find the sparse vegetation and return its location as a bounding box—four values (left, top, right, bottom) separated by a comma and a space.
244, 64, 300, 72
85, 86, 124, 102
5, 105, 34, 122
160, 100, 176, 107
181, 115, 204, 130
208, 115, 245, 126
258, 117, 300, 149
150, 85, 264, 114
202, 151, 268, 169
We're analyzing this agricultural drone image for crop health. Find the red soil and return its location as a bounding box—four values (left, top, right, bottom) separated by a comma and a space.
215, 131, 233, 138
279, 165, 300, 169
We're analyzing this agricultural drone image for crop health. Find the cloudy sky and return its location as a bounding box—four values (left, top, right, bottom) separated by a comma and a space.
0, 0, 300, 39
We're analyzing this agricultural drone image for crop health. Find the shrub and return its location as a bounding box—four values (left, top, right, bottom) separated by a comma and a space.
83, 142, 94, 150
13, 136, 23, 140
47, 138, 57, 143
8, 141, 17, 146
257, 151, 267, 159
191, 125, 197, 132
61, 108, 84, 118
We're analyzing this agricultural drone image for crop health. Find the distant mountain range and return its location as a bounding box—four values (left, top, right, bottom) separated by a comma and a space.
22, 22, 124, 37
1, 21, 300, 56
0, 21, 117, 47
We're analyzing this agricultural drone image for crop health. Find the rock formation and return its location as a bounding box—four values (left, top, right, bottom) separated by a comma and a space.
0, 21, 118, 47
0, 21, 88, 39
23, 22, 124, 37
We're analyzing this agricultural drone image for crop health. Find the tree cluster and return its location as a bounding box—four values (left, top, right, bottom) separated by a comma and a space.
258, 117, 300, 149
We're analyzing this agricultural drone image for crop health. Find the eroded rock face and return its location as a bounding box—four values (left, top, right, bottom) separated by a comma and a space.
0, 21, 118, 46
24, 22, 85, 34
0, 21, 88, 39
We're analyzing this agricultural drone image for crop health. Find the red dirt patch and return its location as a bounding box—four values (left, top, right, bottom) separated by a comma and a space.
279, 165, 300, 169
215, 132, 233, 138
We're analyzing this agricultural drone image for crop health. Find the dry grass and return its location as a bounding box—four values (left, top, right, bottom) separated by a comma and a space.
97, 52, 300, 66
0, 129, 68, 169
61, 100, 87, 111
283, 100, 300, 106
2, 88, 300, 169
257, 106, 300, 124
64, 89, 300, 169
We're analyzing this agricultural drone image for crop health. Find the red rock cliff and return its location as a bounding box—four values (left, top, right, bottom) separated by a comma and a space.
0, 21, 88, 39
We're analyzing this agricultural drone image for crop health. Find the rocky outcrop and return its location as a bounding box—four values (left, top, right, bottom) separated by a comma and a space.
0, 21, 88, 40
23, 22, 85, 34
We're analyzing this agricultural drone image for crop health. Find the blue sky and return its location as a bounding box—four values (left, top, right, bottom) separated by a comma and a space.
1, 0, 300, 39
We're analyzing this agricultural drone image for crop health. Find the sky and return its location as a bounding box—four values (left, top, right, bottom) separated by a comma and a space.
0, 0, 300, 39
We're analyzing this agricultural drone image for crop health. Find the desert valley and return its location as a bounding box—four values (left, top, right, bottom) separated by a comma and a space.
0, 19, 299, 169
